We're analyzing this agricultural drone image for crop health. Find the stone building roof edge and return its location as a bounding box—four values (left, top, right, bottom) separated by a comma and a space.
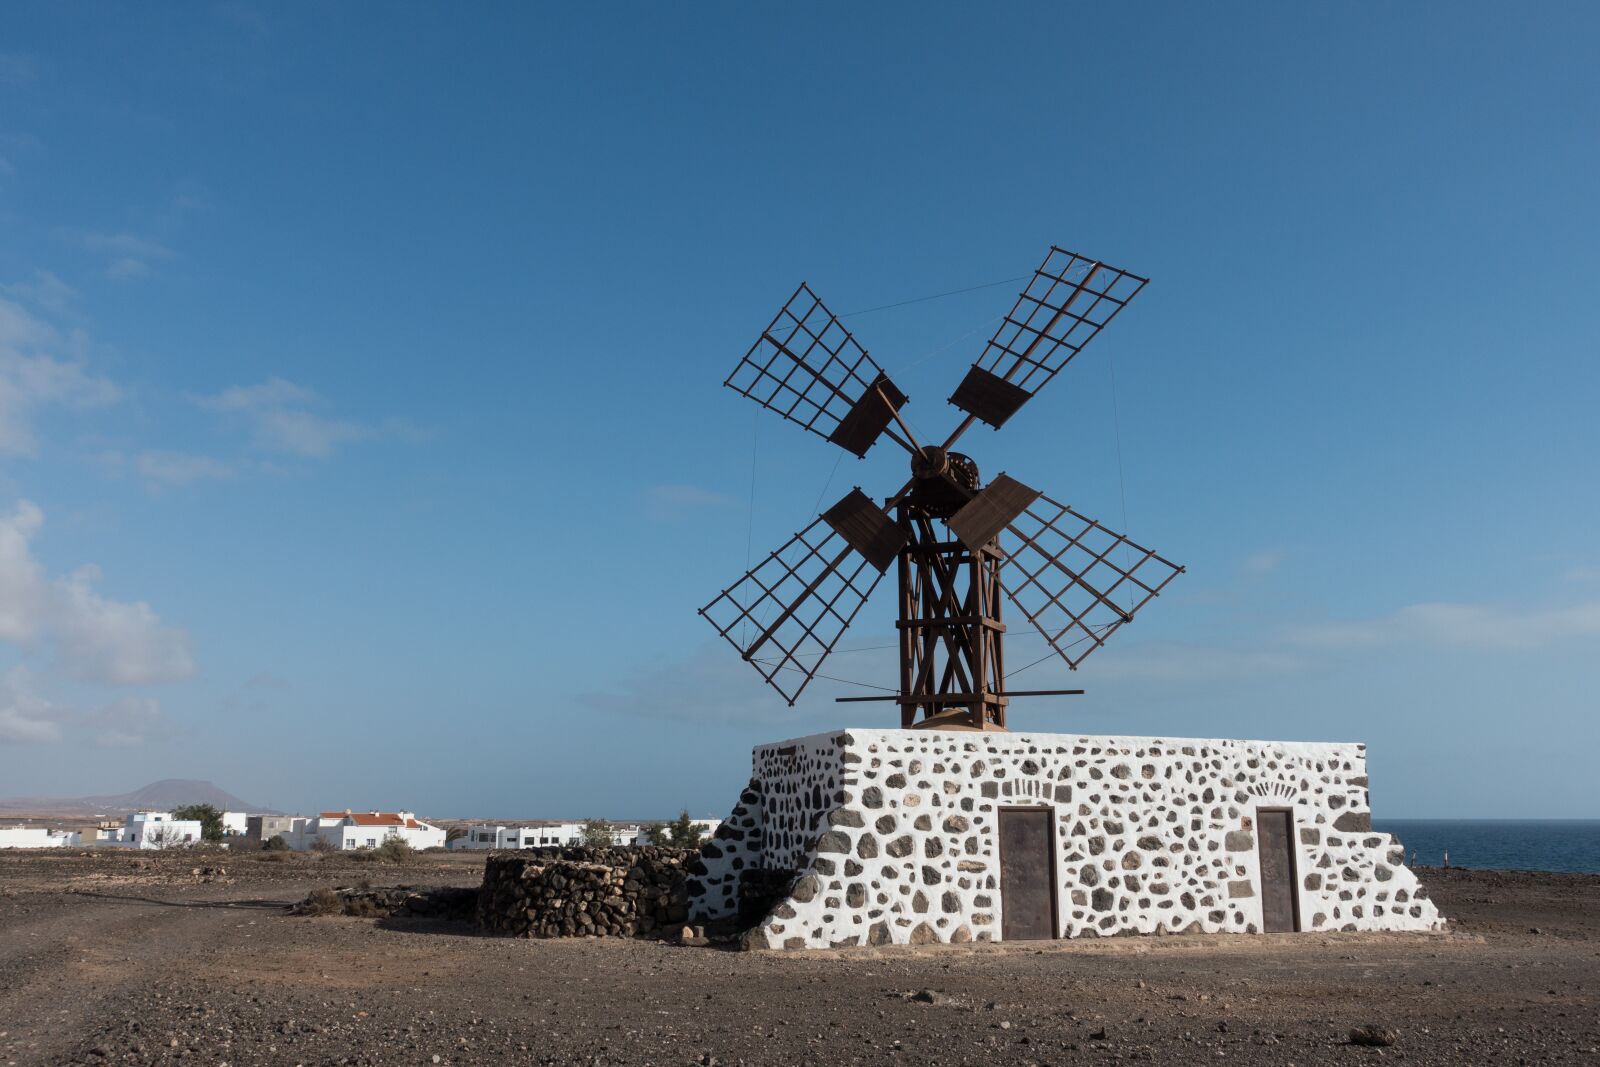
752, 728, 1370, 754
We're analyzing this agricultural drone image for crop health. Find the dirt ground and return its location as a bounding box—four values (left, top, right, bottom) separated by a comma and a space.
1, 850, 1595, 1066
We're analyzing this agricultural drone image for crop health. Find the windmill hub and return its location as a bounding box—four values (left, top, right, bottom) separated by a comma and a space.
908, 448, 980, 518
909, 446, 978, 486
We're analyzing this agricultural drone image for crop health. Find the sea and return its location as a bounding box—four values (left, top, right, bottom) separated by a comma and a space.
1372, 819, 1600, 875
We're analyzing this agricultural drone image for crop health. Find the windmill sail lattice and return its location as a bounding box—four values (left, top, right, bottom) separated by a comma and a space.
997, 493, 1184, 669
701, 246, 1182, 726
724, 283, 908, 458
948, 248, 1148, 431
700, 516, 888, 704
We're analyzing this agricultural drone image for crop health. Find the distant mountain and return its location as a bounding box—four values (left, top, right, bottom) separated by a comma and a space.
0, 778, 280, 816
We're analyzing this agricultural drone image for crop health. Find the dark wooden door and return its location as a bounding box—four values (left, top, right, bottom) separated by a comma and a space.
999, 808, 1055, 940
1256, 810, 1299, 933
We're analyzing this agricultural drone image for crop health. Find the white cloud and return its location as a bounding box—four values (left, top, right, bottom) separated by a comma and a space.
1240, 549, 1285, 577
0, 499, 46, 641
578, 642, 867, 727
251, 407, 365, 457
58, 231, 176, 281
0, 666, 168, 747
216, 1, 269, 34
134, 450, 235, 490
0, 500, 195, 686
106, 258, 151, 281
0, 295, 120, 456
1285, 599, 1600, 653
0, 53, 37, 87
196, 377, 367, 458
1082, 641, 1314, 684
201, 378, 318, 411
77, 694, 169, 748
644, 484, 739, 522
78, 232, 173, 261
53, 565, 196, 684
0, 666, 61, 743
1, 270, 78, 314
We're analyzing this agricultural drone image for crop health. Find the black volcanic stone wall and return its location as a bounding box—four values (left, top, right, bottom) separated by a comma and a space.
477, 847, 694, 938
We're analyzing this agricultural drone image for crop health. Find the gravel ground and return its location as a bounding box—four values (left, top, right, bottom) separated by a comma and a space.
1, 851, 1596, 1066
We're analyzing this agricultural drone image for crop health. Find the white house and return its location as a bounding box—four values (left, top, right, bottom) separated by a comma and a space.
79, 824, 121, 846
452, 825, 556, 850
693, 730, 1444, 949
220, 811, 249, 838
447, 820, 728, 851
291, 810, 446, 851
0, 826, 79, 849
631, 818, 721, 846
121, 811, 202, 850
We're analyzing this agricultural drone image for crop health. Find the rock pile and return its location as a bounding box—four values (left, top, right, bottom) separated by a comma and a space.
290, 885, 476, 920
477, 847, 695, 938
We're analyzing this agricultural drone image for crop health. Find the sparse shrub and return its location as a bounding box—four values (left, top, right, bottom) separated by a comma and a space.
579, 818, 614, 847
348, 848, 378, 864
261, 834, 290, 852
309, 836, 335, 853
666, 810, 704, 848
344, 895, 385, 918
373, 837, 414, 864
172, 804, 225, 843
302, 887, 342, 916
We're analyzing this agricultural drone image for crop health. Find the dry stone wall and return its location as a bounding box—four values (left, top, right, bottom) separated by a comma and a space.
688, 731, 841, 922
688, 729, 1443, 949
478, 847, 693, 938
292, 885, 477, 921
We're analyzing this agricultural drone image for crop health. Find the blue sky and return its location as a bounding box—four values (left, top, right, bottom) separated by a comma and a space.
0, 3, 1595, 819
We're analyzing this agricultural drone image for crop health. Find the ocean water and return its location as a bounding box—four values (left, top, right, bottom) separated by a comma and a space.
1372, 819, 1600, 875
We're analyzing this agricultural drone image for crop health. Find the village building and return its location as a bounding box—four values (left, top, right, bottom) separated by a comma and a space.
0, 826, 79, 849
288, 811, 446, 851
119, 812, 203, 850
629, 819, 722, 846
690, 730, 1443, 948
451, 824, 571, 850
450, 819, 723, 850
244, 814, 298, 846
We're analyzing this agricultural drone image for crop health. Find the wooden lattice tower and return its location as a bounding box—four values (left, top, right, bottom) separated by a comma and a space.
700, 247, 1184, 729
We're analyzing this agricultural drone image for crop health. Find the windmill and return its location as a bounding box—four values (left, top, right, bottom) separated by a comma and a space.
700, 247, 1183, 731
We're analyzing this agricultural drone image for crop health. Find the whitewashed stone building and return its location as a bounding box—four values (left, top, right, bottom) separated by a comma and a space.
688, 729, 1442, 949
0, 826, 79, 849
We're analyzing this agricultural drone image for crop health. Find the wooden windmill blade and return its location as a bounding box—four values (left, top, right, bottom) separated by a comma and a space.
698, 501, 897, 705
995, 491, 1183, 671
944, 248, 1148, 438
725, 283, 912, 458
702, 244, 1181, 727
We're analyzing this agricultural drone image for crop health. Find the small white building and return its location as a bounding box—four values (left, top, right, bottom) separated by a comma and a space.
601, 823, 643, 846
0, 826, 79, 849
631, 818, 722, 846
220, 811, 249, 837
448, 820, 725, 850
451, 825, 563, 850
450, 822, 612, 850
121, 811, 202, 850
694, 730, 1445, 949
291, 810, 446, 851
